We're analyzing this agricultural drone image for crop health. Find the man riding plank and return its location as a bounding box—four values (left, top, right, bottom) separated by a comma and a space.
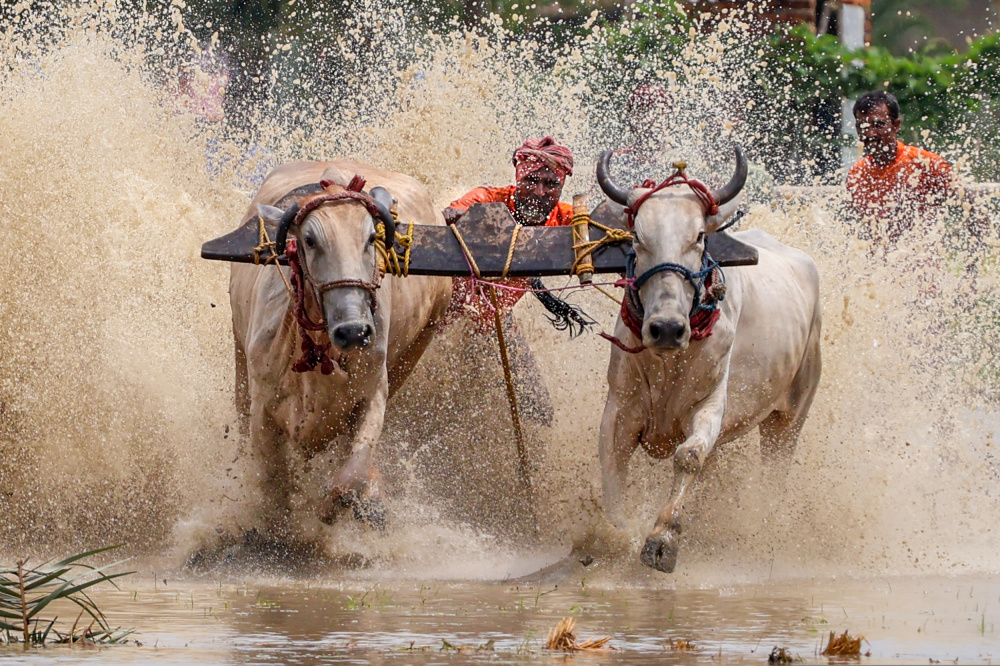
442, 136, 590, 425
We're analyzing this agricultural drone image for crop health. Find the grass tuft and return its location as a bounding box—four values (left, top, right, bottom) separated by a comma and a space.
0, 545, 134, 649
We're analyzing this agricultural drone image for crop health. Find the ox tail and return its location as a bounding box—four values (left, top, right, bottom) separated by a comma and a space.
529, 278, 597, 338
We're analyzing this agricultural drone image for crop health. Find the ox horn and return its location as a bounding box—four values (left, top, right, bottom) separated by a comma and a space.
596, 150, 631, 206
274, 203, 300, 257
370, 186, 396, 249
711, 145, 748, 207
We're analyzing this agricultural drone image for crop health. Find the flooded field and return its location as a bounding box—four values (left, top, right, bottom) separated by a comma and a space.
3, 574, 1000, 664
3, 1, 1000, 663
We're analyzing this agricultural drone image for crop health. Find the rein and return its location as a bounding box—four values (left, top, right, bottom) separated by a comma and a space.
600, 167, 727, 354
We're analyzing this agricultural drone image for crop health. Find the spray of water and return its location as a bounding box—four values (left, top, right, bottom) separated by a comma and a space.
1, 0, 998, 583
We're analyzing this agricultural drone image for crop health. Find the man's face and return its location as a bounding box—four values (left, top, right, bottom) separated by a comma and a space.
513, 165, 563, 225
855, 103, 900, 159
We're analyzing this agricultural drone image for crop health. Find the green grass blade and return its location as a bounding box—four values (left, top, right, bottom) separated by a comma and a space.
26, 571, 132, 620
44, 546, 123, 572
40, 616, 57, 643
22, 567, 72, 592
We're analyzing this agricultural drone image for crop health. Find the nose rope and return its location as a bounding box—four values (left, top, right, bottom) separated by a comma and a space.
286, 238, 381, 375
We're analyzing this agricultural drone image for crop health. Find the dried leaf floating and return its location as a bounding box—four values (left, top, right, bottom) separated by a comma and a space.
544, 617, 615, 651
821, 630, 866, 657
667, 637, 697, 650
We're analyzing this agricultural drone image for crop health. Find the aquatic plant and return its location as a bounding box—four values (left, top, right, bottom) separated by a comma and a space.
667, 637, 696, 650
768, 646, 795, 663
544, 616, 614, 651
0, 546, 134, 648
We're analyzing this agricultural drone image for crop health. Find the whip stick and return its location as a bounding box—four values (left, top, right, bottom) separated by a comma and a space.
487, 284, 537, 527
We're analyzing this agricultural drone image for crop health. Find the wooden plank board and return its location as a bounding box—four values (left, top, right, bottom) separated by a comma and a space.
200, 192, 758, 275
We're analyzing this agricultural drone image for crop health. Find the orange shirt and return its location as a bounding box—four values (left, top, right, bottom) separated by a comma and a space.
847, 141, 955, 243
447, 186, 574, 331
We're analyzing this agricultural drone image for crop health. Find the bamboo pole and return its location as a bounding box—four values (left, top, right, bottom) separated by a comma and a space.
571, 194, 594, 285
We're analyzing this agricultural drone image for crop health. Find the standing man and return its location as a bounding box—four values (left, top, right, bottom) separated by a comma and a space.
443, 137, 578, 425
847, 90, 956, 245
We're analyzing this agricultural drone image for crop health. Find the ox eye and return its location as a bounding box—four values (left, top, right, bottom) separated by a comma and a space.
304, 236, 316, 249
367, 231, 377, 247
697, 231, 705, 243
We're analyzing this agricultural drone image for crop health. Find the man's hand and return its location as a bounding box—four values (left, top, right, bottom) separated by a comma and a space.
443, 207, 464, 225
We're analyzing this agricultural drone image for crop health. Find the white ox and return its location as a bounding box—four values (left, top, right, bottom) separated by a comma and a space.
595, 149, 822, 573
231, 160, 451, 535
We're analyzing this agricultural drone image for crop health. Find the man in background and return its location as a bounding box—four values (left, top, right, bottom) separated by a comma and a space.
847, 89, 957, 246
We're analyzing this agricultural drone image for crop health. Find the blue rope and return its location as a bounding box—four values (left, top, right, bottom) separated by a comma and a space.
626, 247, 725, 319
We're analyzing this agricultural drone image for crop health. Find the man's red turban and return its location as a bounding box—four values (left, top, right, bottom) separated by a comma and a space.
512, 136, 574, 182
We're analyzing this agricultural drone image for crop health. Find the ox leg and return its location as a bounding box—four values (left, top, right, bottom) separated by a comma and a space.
642, 382, 728, 574
235, 341, 250, 438
245, 409, 293, 539
759, 323, 821, 482
321, 374, 389, 529
599, 390, 641, 529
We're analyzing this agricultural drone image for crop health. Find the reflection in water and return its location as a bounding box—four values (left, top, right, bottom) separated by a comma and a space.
4, 576, 995, 664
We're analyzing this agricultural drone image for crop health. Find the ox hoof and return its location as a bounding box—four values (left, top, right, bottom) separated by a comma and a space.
351, 496, 387, 531
640, 533, 679, 573
321, 490, 388, 531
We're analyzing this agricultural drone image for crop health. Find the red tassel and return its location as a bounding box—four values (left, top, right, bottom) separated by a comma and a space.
346, 174, 366, 192
320, 356, 336, 375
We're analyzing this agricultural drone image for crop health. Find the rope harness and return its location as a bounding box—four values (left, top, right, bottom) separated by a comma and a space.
599, 166, 728, 354
247, 165, 733, 366
251, 175, 416, 375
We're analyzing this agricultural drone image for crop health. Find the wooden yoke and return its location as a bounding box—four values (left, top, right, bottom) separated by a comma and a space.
201, 190, 759, 275
571, 194, 594, 285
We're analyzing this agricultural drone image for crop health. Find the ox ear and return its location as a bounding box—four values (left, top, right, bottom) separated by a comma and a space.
706, 194, 743, 234
257, 204, 286, 228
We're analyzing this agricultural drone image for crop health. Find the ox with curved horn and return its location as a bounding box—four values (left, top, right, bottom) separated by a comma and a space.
219, 159, 452, 552
593, 143, 822, 575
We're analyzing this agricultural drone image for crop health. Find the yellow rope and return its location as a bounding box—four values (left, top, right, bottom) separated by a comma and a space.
252, 215, 294, 298
252, 215, 277, 265
397, 219, 415, 276
571, 210, 594, 276
501, 224, 522, 279
594, 284, 623, 305
374, 217, 416, 278
449, 223, 482, 278
571, 220, 633, 275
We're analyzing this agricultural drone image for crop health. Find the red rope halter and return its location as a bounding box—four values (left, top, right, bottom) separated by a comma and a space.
624, 171, 719, 229
285, 175, 383, 374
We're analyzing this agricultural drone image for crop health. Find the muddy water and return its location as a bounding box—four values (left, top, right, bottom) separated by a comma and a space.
4, 575, 1000, 663
3, 1, 1000, 662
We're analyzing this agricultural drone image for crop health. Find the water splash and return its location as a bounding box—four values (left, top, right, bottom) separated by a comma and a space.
0, 0, 998, 583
